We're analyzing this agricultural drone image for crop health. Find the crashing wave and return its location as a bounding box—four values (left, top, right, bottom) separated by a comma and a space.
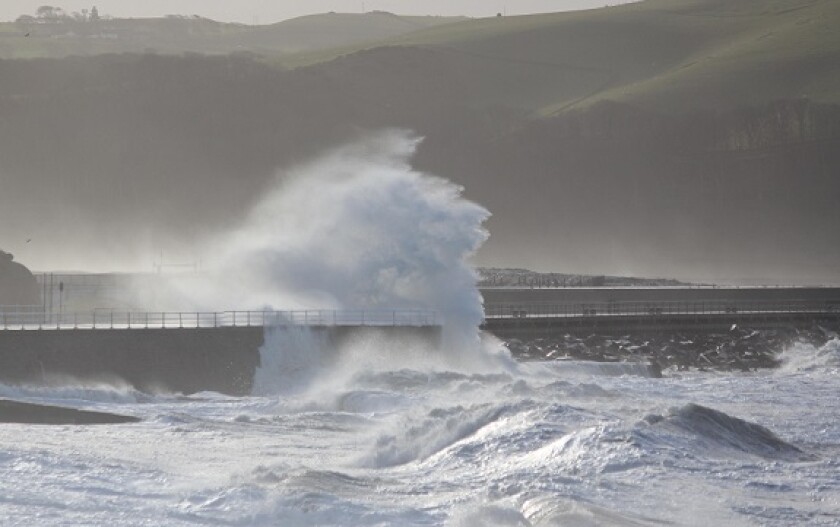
640, 403, 809, 461
778, 338, 840, 373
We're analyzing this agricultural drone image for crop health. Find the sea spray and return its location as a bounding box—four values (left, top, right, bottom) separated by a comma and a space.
160, 130, 489, 344
228, 130, 489, 349
146, 130, 513, 395
252, 327, 334, 397
778, 337, 840, 372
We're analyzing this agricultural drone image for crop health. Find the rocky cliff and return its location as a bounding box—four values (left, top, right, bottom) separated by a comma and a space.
0, 250, 39, 306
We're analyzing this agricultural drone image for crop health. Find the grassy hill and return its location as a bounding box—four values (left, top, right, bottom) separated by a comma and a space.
291, 0, 840, 282
6, 0, 838, 115
0, 12, 464, 59
1, 0, 839, 282
281, 0, 840, 115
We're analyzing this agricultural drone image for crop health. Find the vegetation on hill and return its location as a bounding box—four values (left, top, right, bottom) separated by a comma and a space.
0, 10, 465, 59
0, 0, 839, 282
292, 0, 840, 115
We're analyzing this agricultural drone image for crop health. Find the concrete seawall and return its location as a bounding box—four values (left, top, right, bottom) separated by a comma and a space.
0, 326, 440, 396
480, 286, 840, 337
480, 286, 840, 305
483, 312, 840, 338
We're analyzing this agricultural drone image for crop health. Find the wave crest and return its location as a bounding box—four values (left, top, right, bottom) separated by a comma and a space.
641, 403, 808, 461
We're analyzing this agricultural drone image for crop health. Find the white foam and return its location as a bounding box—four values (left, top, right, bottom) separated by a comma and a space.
148, 130, 489, 354
252, 326, 335, 397
0, 378, 150, 406
2, 134, 838, 526
778, 338, 840, 373
360, 403, 511, 468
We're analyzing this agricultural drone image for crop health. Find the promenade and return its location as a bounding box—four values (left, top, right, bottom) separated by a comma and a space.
0, 309, 437, 331
480, 287, 840, 334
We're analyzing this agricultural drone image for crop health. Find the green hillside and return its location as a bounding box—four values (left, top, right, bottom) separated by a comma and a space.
283, 0, 840, 115
1, 0, 839, 282
0, 11, 465, 59
7, 0, 838, 115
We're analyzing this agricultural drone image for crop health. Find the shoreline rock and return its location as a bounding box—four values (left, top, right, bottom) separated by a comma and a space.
0, 399, 140, 425
0, 250, 40, 306
502, 324, 839, 372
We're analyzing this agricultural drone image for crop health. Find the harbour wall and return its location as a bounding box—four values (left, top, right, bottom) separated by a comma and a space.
480, 286, 840, 305
480, 287, 840, 338
483, 312, 840, 339
0, 325, 440, 396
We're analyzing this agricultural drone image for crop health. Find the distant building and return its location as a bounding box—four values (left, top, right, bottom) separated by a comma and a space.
0, 250, 40, 306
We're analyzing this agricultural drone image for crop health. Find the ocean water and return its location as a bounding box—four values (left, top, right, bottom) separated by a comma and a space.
4, 132, 837, 525
0, 336, 838, 526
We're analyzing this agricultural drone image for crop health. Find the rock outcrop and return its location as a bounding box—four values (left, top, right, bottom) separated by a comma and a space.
0, 250, 39, 306
502, 324, 840, 372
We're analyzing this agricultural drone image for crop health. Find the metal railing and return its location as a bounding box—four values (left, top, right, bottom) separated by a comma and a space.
0, 309, 437, 331
484, 300, 840, 319
0, 305, 44, 314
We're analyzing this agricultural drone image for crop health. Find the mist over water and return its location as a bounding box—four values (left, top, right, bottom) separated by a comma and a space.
233, 130, 487, 324
5, 132, 839, 526
140, 129, 511, 377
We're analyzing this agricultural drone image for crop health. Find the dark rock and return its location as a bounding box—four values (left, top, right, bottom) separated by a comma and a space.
501, 324, 838, 372
0, 399, 140, 425
0, 250, 39, 306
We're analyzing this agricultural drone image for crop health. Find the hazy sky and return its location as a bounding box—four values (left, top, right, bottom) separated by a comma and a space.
4, 1, 628, 24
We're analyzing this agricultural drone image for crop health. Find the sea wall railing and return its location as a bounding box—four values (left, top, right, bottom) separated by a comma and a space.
0, 305, 43, 314
0, 309, 438, 331
484, 299, 840, 319
3, 300, 838, 330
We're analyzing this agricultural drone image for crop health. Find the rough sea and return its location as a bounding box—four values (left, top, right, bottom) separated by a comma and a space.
0, 334, 838, 526
3, 131, 837, 526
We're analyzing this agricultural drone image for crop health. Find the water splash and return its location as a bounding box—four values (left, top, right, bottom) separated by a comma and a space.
162, 130, 490, 354
778, 338, 840, 373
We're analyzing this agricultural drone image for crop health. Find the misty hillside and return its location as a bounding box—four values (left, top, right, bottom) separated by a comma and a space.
291, 0, 840, 113
1, 0, 839, 283
0, 11, 464, 59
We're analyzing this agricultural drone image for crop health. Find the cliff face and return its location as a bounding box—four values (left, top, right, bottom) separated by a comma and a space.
0, 251, 39, 306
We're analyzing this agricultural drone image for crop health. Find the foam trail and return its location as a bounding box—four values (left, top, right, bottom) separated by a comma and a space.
0, 379, 149, 406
